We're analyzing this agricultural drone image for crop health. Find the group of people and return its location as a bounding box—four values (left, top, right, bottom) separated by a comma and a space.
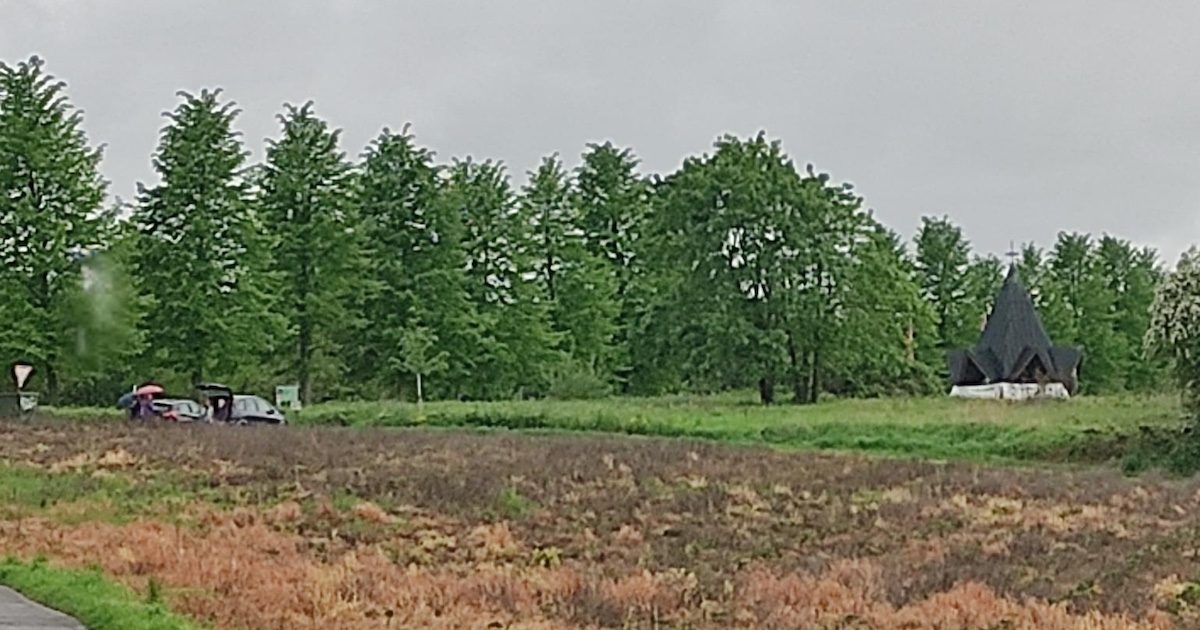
118, 383, 226, 423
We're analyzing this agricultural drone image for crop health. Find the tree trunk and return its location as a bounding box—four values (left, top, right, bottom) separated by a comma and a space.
807, 348, 820, 404
298, 323, 312, 405
45, 362, 59, 406
905, 322, 916, 364
758, 376, 775, 405
787, 333, 806, 404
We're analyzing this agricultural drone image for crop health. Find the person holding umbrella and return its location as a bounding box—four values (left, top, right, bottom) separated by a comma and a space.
128, 383, 164, 421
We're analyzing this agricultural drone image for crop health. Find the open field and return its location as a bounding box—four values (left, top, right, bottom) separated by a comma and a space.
1, 419, 1200, 628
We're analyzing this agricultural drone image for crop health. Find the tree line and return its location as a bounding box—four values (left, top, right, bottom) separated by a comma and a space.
0, 57, 1176, 406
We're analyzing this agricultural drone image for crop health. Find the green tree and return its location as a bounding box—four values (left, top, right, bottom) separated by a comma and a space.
131, 90, 277, 390
1096, 235, 1165, 390
574, 142, 648, 292
573, 142, 651, 388
913, 216, 975, 351
392, 326, 448, 406
521, 154, 619, 378
624, 177, 687, 396
259, 103, 359, 403
652, 134, 867, 404
964, 255, 1004, 335
781, 165, 871, 404
832, 225, 939, 396
1147, 248, 1200, 419
1045, 233, 1121, 392
444, 158, 560, 397
1016, 243, 1073, 346
652, 135, 789, 402
0, 57, 107, 402
524, 155, 573, 305
356, 128, 479, 399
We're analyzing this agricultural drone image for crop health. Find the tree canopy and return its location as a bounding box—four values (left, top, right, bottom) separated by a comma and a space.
131, 90, 277, 391
0, 56, 1175, 406
0, 57, 109, 402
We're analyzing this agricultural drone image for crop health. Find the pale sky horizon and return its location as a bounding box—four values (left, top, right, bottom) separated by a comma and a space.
3, 1, 1198, 266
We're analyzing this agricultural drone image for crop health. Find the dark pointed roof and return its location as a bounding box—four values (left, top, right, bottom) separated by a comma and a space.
948, 266, 1082, 389
978, 266, 1053, 377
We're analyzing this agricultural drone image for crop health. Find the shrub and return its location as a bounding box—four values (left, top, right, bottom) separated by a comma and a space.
546, 362, 612, 401
496, 487, 534, 518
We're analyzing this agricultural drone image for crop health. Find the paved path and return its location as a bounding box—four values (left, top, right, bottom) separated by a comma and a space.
0, 588, 83, 629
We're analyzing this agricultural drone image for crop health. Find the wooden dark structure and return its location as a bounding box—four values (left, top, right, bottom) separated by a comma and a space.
947, 266, 1082, 392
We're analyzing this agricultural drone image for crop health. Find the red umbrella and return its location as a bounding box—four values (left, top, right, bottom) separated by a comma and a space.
135, 384, 164, 396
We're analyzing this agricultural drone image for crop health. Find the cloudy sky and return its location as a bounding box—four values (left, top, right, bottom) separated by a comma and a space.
4, 1, 1198, 264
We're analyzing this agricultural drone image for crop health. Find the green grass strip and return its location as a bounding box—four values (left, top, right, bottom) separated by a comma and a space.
0, 557, 198, 630
42, 392, 1188, 468
289, 393, 1183, 465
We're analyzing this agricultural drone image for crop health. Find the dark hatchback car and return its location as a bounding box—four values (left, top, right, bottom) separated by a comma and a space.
196, 383, 286, 425
231, 394, 287, 425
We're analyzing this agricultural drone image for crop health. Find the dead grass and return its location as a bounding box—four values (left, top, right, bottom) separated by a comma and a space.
1, 419, 1199, 628
0, 509, 1168, 629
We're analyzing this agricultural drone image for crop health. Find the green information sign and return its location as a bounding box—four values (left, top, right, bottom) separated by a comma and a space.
275, 384, 301, 411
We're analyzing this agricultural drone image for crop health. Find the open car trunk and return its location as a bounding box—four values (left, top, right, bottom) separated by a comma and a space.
197, 383, 234, 423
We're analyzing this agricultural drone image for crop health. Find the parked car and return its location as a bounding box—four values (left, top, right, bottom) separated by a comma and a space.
152, 398, 206, 423
232, 394, 287, 424
197, 383, 286, 425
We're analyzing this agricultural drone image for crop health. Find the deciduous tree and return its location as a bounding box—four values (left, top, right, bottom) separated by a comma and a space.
573, 143, 651, 387
913, 216, 977, 351
444, 158, 559, 397
1147, 248, 1200, 418
522, 154, 619, 378
0, 57, 108, 402
131, 90, 277, 390
357, 128, 479, 398
259, 103, 359, 403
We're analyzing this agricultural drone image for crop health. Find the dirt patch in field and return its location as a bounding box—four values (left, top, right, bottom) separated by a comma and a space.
1, 420, 1199, 628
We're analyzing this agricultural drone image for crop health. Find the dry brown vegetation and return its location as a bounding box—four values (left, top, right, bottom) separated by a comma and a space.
2, 420, 1199, 628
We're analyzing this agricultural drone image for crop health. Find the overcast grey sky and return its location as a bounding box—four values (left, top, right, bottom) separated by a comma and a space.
4, 1, 1198, 264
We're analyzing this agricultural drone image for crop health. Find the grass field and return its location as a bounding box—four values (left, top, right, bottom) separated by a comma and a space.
9, 394, 1194, 627
0, 419, 1197, 627
0, 557, 197, 630
289, 393, 1186, 467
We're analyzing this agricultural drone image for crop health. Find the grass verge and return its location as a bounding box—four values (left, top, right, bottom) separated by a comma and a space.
42, 392, 1189, 468
0, 557, 197, 630
293, 393, 1186, 465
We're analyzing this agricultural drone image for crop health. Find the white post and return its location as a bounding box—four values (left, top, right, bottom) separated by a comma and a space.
415, 372, 425, 422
